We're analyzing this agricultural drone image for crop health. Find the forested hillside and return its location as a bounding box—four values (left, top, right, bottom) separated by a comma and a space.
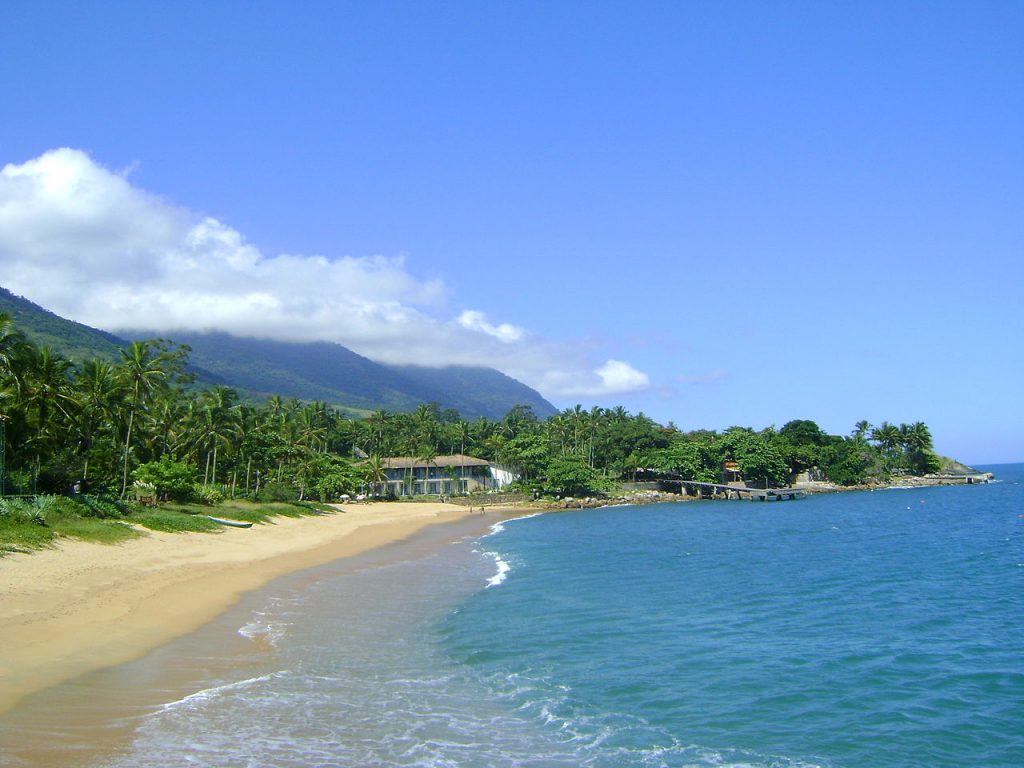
164, 331, 557, 421
0, 288, 556, 420
0, 287, 125, 363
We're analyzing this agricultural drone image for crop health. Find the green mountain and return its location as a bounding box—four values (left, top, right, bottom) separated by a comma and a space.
0, 287, 557, 420
0, 286, 125, 364
162, 332, 557, 420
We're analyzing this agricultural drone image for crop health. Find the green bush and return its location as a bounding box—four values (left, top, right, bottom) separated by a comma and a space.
260, 481, 300, 502
542, 454, 614, 497
0, 509, 54, 551
134, 457, 198, 501
0, 498, 46, 526
191, 484, 225, 505
76, 494, 129, 519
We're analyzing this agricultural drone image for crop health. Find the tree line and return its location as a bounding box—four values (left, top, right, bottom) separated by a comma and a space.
0, 312, 942, 501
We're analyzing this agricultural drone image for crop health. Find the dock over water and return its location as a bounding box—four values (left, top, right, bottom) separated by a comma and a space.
659, 479, 807, 501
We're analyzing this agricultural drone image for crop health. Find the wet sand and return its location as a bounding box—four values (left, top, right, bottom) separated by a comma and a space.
0, 501, 481, 716
1, 505, 506, 767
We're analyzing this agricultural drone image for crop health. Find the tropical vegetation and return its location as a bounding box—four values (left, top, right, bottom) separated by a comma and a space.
0, 310, 947, 549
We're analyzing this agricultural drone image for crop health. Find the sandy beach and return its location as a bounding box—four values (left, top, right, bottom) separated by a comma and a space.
0, 501, 479, 716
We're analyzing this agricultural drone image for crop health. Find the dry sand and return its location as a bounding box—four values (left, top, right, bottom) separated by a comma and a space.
0, 501, 477, 714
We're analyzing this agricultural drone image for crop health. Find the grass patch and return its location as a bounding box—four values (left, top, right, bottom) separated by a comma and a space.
128, 508, 224, 533
0, 512, 55, 553
46, 509, 142, 544
1, 495, 336, 550
0, 496, 143, 553
155, 499, 333, 525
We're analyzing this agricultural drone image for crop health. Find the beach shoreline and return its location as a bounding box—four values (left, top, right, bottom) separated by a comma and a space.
0, 501, 486, 716
0, 477, 988, 716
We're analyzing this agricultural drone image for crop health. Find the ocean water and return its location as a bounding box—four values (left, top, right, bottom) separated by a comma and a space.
94, 465, 1022, 767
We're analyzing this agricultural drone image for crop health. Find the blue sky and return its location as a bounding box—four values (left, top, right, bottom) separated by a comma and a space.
1, 1, 1022, 463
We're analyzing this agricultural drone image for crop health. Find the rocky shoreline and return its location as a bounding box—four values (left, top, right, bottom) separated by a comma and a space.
531, 470, 996, 512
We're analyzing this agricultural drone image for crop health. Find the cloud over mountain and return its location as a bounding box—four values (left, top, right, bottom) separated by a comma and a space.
0, 148, 650, 398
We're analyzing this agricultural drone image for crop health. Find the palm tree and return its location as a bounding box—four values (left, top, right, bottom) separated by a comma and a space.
568, 405, 586, 454
609, 405, 629, 424
870, 422, 900, 452
296, 403, 329, 453
195, 386, 241, 486
415, 444, 438, 495
73, 359, 123, 482
413, 404, 439, 453
0, 312, 27, 382
869, 421, 902, 471
20, 346, 75, 489
454, 420, 472, 487
265, 395, 285, 427
365, 409, 390, 454
586, 406, 606, 467
904, 421, 933, 452
545, 413, 572, 456
118, 341, 170, 497
149, 394, 188, 459
363, 453, 388, 496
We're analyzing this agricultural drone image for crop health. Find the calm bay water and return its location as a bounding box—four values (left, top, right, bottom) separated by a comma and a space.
92, 464, 1022, 767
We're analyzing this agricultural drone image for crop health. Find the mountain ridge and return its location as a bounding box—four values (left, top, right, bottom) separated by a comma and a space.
0, 286, 557, 421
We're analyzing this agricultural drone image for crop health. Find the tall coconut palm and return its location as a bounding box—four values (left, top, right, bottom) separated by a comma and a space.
195, 386, 241, 485
852, 420, 872, 441
297, 402, 329, 453
453, 420, 472, 486
415, 444, 438, 496
365, 409, 389, 453
73, 359, 123, 481
586, 406, 606, 467
413, 404, 439, 453
363, 453, 388, 496
870, 422, 900, 452
904, 421, 933, 452
0, 313, 26, 482
545, 413, 572, 456
20, 346, 75, 490
118, 341, 170, 497
869, 421, 903, 471
265, 395, 286, 427
0, 312, 27, 381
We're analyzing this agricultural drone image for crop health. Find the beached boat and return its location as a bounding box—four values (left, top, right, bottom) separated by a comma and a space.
206, 516, 254, 528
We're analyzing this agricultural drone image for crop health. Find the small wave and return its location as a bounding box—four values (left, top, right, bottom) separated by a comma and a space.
155, 671, 289, 714
238, 611, 291, 647
483, 511, 544, 539
484, 551, 511, 588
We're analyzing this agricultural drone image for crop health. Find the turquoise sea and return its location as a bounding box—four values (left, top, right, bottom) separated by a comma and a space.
10, 464, 1023, 767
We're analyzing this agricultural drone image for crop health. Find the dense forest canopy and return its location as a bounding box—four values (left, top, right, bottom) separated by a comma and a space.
0, 312, 943, 501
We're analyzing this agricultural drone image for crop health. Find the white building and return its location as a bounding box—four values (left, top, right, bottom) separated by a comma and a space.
375, 454, 517, 497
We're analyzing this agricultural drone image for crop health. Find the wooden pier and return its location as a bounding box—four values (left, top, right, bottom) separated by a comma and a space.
659, 479, 806, 502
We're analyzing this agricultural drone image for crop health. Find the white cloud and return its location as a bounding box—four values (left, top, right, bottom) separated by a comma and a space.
596, 360, 650, 391
0, 148, 652, 399
456, 310, 525, 343
536, 360, 650, 397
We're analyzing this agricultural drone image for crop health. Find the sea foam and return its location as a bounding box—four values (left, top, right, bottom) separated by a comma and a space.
484, 551, 511, 588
